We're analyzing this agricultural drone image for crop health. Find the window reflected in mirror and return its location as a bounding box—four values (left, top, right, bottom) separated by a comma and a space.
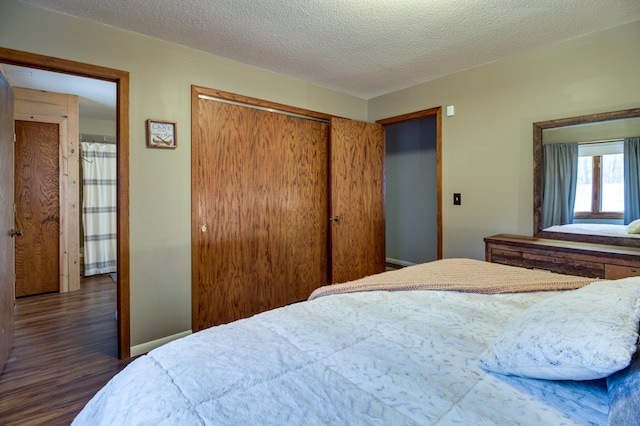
574, 142, 624, 218
533, 108, 640, 247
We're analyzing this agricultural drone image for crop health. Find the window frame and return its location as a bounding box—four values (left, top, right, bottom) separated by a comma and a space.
573, 154, 624, 219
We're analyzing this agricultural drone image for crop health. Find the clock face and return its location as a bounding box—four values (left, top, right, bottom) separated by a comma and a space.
149, 121, 175, 147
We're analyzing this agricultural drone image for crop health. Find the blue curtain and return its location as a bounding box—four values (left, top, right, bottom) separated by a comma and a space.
624, 137, 640, 224
542, 143, 578, 229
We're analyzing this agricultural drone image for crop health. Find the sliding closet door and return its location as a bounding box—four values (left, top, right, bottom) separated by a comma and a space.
330, 117, 386, 283
193, 97, 329, 331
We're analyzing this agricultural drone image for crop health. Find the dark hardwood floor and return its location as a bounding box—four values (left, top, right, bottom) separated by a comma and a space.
0, 275, 131, 425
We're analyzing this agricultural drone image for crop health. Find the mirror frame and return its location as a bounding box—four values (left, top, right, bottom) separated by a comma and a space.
533, 107, 640, 247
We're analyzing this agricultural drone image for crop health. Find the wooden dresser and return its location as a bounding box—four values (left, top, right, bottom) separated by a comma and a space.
484, 234, 640, 279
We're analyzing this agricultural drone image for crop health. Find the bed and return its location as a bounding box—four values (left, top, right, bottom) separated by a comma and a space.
73, 259, 640, 425
543, 223, 640, 239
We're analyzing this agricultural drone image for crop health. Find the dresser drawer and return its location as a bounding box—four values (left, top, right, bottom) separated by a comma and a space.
605, 264, 640, 279
488, 246, 605, 277
485, 234, 640, 279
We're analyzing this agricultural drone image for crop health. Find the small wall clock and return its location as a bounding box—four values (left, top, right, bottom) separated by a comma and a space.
146, 119, 177, 149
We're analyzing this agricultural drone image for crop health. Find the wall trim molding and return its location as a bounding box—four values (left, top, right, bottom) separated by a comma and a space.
130, 330, 192, 357
386, 258, 416, 268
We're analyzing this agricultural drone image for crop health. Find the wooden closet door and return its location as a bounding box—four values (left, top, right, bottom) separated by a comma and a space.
193, 98, 329, 331
330, 117, 386, 283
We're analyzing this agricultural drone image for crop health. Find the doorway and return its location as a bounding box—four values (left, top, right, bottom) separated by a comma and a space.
0, 47, 130, 359
378, 107, 442, 265
12, 86, 81, 295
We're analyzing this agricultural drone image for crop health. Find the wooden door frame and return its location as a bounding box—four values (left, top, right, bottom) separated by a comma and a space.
14, 89, 80, 293
0, 66, 15, 374
0, 47, 131, 359
377, 107, 443, 259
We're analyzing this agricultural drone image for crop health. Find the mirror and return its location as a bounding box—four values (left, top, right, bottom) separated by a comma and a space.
533, 107, 640, 247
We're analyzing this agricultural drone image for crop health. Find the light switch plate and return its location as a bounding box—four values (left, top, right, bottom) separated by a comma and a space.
446, 105, 455, 116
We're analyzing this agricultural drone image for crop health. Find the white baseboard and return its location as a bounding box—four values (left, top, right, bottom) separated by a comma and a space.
130, 330, 192, 357
385, 258, 416, 267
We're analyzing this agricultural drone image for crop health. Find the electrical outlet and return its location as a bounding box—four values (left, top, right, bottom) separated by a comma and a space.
453, 193, 461, 205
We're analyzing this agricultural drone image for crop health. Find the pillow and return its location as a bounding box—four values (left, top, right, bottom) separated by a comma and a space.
607, 345, 640, 426
628, 219, 640, 234
479, 277, 640, 381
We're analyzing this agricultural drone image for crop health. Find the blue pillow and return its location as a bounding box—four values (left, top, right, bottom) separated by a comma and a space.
607, 345, 640, 426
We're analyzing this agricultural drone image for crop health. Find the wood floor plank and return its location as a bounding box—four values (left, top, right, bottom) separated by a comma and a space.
0, 275, 131, 425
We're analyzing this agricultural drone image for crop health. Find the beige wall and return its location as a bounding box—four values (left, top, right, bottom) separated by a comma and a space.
369, 20, 640, 260
0, 0, 367, 349
79, 118, 117, 137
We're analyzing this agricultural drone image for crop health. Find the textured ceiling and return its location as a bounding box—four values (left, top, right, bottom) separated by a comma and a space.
14, 0, 640, 99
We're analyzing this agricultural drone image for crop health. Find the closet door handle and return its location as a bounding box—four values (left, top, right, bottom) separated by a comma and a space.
10, 229, 23, 237
48, 215, 57, 221
330, 216, 342, 222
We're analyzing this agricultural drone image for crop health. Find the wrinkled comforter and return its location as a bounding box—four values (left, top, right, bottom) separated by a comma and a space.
74, 261, 607, 425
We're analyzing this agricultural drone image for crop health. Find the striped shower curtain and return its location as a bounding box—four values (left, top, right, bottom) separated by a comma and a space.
81, 141, 117, 276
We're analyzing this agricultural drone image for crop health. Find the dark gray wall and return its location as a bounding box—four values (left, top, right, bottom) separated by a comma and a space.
385, 116, 438, 265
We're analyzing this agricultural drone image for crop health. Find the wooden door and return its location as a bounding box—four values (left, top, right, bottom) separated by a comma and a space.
192, 98, 329, 330
0, 70, 15, 372
330, 117, 386, 283
14, 120, 60, 297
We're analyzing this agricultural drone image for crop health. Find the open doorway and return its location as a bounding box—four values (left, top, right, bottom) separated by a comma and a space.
7, 66, 118, 292
378, 107, 442, 267
0, 47, 130, 359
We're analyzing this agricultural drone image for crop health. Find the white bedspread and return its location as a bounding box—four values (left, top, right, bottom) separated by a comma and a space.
544, 223, 640, 238
73, 289, 607, 425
